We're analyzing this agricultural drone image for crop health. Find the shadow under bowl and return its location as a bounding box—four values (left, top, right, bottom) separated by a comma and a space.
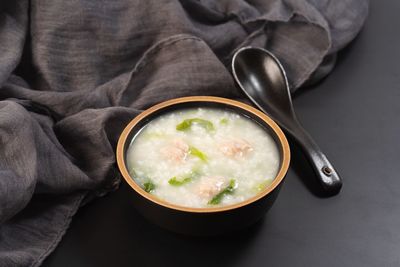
116, 96, 290, 235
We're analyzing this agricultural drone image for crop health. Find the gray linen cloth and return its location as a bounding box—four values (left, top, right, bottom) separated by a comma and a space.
0, 1, 368, 266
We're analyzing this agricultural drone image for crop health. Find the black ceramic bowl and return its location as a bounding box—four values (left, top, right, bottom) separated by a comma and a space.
116, 96, 290, 235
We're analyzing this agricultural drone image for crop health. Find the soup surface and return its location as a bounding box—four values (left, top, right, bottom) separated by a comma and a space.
126, 108, 280, 208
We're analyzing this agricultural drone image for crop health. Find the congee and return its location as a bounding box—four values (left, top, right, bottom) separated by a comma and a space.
126, 108, 280, 208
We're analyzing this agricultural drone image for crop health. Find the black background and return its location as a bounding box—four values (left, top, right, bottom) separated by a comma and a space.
43, 1, 400, 266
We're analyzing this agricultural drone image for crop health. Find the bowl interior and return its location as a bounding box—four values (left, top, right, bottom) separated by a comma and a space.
117, 97, 290, 213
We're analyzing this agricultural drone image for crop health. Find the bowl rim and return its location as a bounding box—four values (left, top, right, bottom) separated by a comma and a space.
116, 96, 290, 213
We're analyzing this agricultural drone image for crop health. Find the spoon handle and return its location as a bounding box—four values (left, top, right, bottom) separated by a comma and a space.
286, 121, 342, 194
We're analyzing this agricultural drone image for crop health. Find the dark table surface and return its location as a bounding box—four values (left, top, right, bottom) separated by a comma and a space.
43, 1, 400, 267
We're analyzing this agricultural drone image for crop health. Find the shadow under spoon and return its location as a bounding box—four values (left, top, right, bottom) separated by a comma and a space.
232, 46, 342, 195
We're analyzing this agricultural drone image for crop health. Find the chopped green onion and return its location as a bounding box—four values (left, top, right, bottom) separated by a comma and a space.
143, 181, 155, 193
176, 118, 214, 132
168, 177, 192, 186
189, 146, 208, 162
168, 167, 203, 187
130, 168, 138, 178
208, 179, 237, 205
256, 180, 270, 191
220, 118, 229, 125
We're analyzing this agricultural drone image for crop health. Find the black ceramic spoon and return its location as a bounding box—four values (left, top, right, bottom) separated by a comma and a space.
232, 46, 342, 195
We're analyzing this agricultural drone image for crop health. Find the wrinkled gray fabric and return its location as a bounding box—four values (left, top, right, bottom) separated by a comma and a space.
0, 0, 368, 266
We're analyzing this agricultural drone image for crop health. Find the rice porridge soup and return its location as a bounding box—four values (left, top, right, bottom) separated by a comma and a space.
126, 108, 280, 208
